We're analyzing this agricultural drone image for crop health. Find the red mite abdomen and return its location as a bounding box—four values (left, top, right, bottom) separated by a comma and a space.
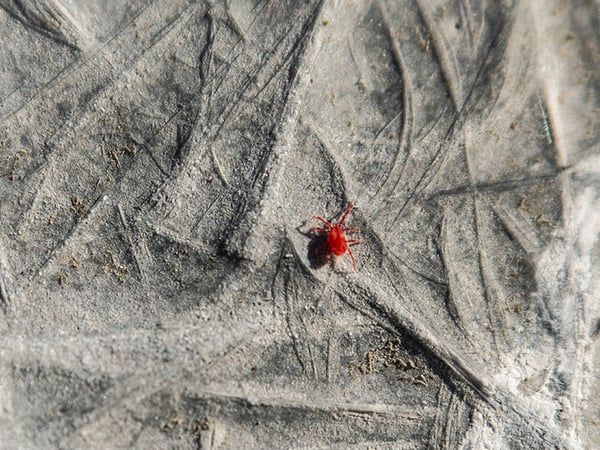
327, 227, 348, 256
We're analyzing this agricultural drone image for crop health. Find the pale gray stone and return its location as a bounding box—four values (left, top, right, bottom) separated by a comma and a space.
0, 0, 598, 448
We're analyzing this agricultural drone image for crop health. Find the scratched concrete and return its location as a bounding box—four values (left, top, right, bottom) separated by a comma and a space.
0, 0, 599, 448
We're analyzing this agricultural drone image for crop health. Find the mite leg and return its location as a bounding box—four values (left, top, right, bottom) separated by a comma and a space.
338, 202, 355, 225
313, 216, 333, 228
347, 247, 357, 271
310, 226, 326, 234
343, 227, 360, 233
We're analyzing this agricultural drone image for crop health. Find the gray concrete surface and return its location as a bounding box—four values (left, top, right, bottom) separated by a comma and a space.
0, 0, 599, 448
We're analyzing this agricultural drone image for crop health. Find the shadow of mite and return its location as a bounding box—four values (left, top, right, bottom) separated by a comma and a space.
306, 233, 330, 269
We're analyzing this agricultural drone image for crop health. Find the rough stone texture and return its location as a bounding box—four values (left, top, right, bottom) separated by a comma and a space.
0, 0, 598, 448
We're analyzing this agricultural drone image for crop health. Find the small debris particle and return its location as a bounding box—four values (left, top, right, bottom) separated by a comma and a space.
69, 256, 81, 269
71, 196, 86, 218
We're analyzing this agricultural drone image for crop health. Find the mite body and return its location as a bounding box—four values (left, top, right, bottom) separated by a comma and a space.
310, 202, 362, 270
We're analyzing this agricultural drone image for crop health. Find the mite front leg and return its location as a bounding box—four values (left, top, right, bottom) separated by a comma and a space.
313, 216, 333, 228
338, 202, 355, 226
